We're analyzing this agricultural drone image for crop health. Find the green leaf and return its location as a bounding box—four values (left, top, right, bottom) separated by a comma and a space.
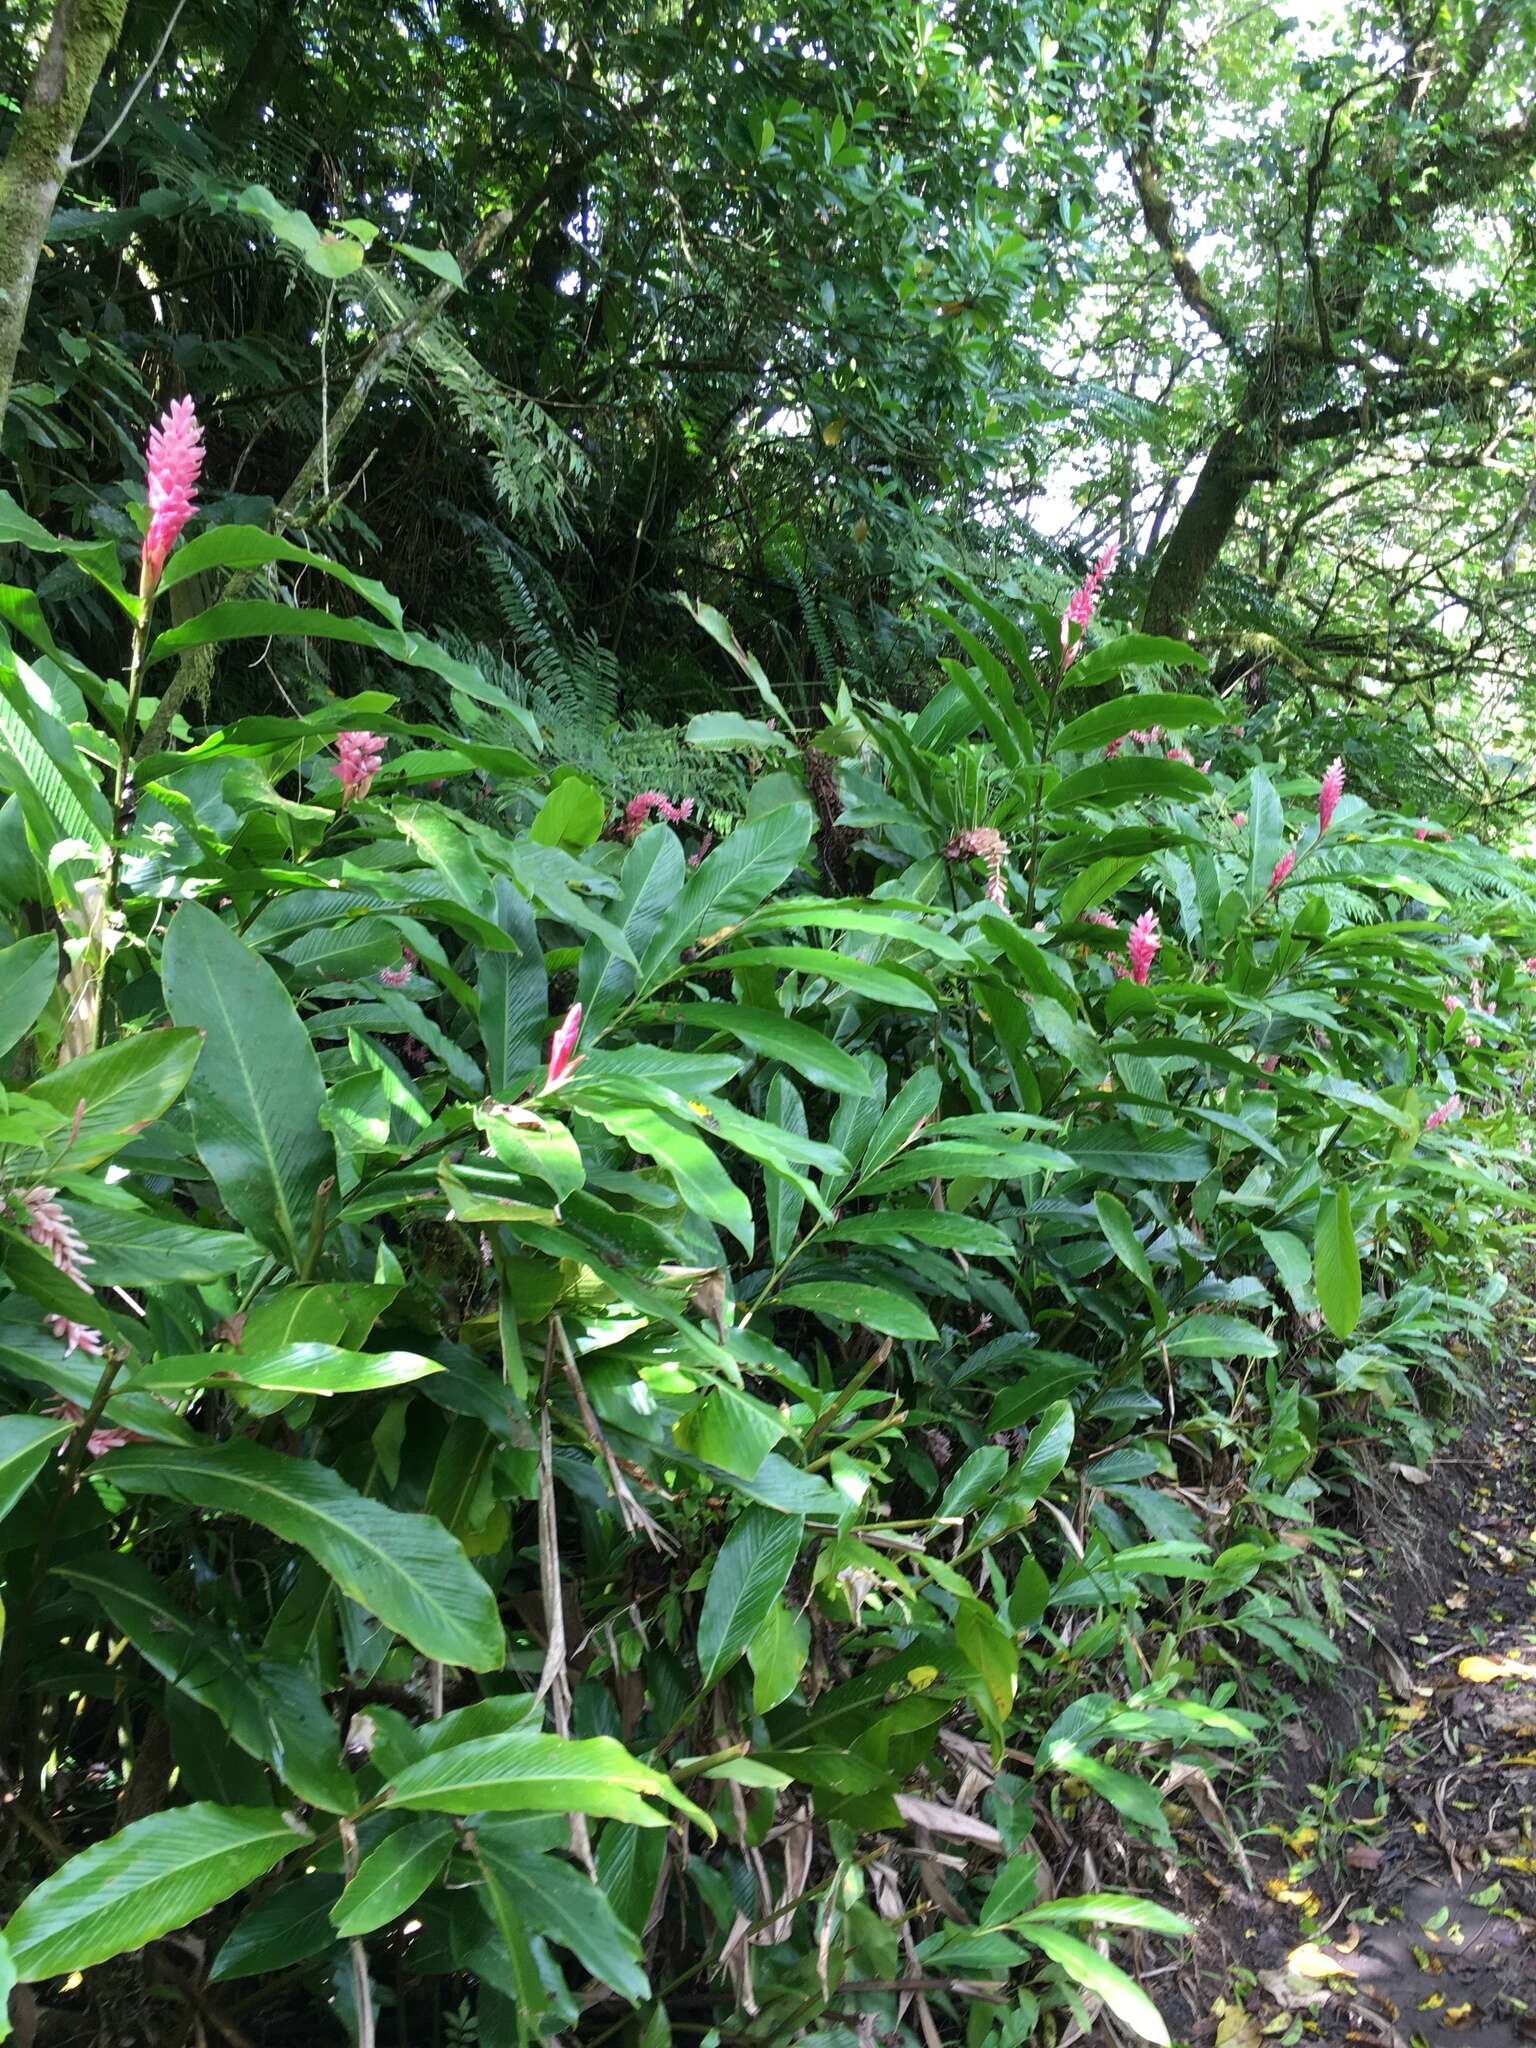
747, 1600, 810, 1713
1053, 692, 1226, 755
1067, 1125, 1214, 1182
478, 879, 547, 1094
331, 1819, 455, 1936
1092, 1190, 1165, 1327
2, 1805, 307, 1983
14, 1029, 202, 1171
1016, 1894, 1191, 1937
0, 1416, 71, 1522
697, 1505, 804, 1688
210, 1875, 342, 1981
637, 802, 813, 992
0, 935, 56, 1059
122, 1342, 443, 1398
163, 901, 335, 1266
1068, 633, 1208, 688
579, 1099, 753, 1253
1046, 757, 1212, 813
685, 711, 794, 753
1314, 1185, 1362, 1338
53, 1201, 254, 1285
704, 944, 937, 1011
384, 1731, 710, 1832
531, 777, 606, 850
398, 242, 465, 288
766, 1073, 807, 1263
1018, 1924, 1171, 2044
776, 1282, 937, 1340
101, 1440, 503, 1670
663, 1002, 876, 1096
474, 1838, 650, 2005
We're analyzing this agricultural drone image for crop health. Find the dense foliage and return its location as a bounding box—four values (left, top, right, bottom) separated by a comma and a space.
1, 432, 1534, 2043
4, 0, 1536, 2041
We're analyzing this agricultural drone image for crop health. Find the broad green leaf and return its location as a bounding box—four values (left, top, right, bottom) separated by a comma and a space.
1314, 1186, 1362, 1338
1018, 1924, 1171, 2043
1092, 1190, 1165, 1327
399, 242, 465, 288
748, 1600, 810, 1713
122, 1342, 442, 1397
828, 1209, 1014, 1258
2, 1805, 308, 1982
579, 824, 686, 1032
1053, 691, 1226, 755
163, 900, 335, 1266
697, 1506, 804, 1688
766, 1072, 807, 1263
637, 801, 813, 991
474, 1837, 649, 2005
1015, 1895, 1191, 1937
704, 944, 937, 1011
0, 935, 56, 1059
331, 1819, 455, 1935
53, 1201, 254, 1285
1047, 757, 1211, 813
1068, 633, 1207, 687
0, 1416, 70, 1521
210, 1875, 342, 1981
579, 1098, 753, 1252
1164, 1314, 1278, 1359
685, 710, 794, 753
101, 1440, 503, 1670
478, 879, 547, 1094
1067, 1126, 1214, 1182
776, 1282, 937, 1340
384, 1731, 711, 1832
159, 528, 403, 623
14, 1029, 202, 1171
663, 1002, 876, 1096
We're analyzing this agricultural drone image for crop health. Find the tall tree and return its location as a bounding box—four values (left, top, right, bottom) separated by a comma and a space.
0, 0, 130, 420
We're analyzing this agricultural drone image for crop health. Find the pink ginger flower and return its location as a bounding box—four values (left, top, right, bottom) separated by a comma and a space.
546, 1003, 583, 1088
1125, 908, 1161, 986
45, 1319, 106, 1359
20, 1188, 92, 1289
1103, 737, 1123, 760
141, 397, 205, 583
622, 790, 694, 839
1082, 909, 1119, 931
378, 944, 417, 989
1129, 726, 1162, 746
1260, 1053, 1280, 1072
1060, 542, 1118, 667
44, 1392, 132, 1456
1232, 810, 1246, 828
1268, 847, 1295, 895
1165, 745, 1194, 767
1424, 1094, 1461, 1132
1443, 991, 1463, 1015
1199, 759, 1212, 774
944, 827, 1011, 915
1524, 956, 1536, 973
1318, 757, 1345, 834
333, 730, 386, 802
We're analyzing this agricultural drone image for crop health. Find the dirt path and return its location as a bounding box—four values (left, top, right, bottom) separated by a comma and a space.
1179, 1358, 1536, 2047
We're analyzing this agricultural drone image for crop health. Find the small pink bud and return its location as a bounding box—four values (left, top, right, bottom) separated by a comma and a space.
1232, 810, 1246, 828
1318, 757, 1345, 834
1060, 541, 1118, 666
141, 396, 205, 584
546, 1003, 583, 1088
1268, 847, 1295, 895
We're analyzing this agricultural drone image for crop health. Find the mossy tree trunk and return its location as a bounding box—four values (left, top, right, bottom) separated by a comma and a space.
0, 0, 131, 424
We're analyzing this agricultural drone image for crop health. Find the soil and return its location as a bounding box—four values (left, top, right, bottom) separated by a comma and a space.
1160, 1355, 1536, 2048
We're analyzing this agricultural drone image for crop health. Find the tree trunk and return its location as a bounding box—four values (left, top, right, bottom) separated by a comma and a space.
1141, 422, 1257, 639
0, 0, 131, 424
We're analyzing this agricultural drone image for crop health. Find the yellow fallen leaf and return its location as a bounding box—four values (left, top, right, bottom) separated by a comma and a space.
1444, 2004, 1475, 2027
1285, 1825, 1319, 1851
1458, 1653, 1536, 1682
1495, 1853, 1536, 1872
1287, 1942, 1357, 1980
1266, 1879, 1325, 1914
1419, 1993, 1445, 2011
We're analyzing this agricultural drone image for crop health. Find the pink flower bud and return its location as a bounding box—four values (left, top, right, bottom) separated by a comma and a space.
141, 397, 205, 583
1318, 757, 1345, 834
1268, 847, 1295, 895
1232, 810, 1246, 829
333, 730, 386, 802
1126, 908, 1161, 985
1424, 1093, 1461, 1132
546, 1003, 583, 1088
